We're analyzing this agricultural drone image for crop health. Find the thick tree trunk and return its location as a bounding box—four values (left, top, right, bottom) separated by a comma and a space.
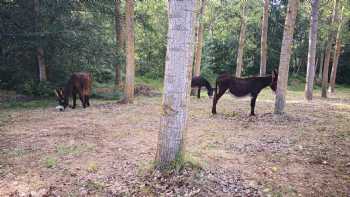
274, 0, 299, 114
156, 0, 196, 169
193, 0, 206, 77
321, 0, 339, 98
260, 0, 269, 76
329, 7, 344, 93
115, 0, 123, 88
34, 0, 47, 81
235, 3, 247, 77
124, 0, 135, 103
304, 0, 320, 100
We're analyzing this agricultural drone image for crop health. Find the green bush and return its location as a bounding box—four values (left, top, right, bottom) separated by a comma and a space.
19, 80, 54, 97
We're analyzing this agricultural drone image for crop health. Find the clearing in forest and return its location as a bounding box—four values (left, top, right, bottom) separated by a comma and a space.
0, 88, 350, 196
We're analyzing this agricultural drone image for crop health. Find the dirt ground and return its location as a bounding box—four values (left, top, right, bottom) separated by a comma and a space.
0, 89, 350, 196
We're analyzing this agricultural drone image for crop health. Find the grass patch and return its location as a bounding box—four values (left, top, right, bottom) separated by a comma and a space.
154, 152, 201, 173
55, 143, 95, 156
0, 99, 55, 110
5, 148, 29, 157
43, 156, 57, 168
87, 162, 98, 173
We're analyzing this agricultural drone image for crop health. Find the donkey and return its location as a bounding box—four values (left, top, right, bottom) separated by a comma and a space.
212, 70, 278, 116
191, 76, 214, 99
54, 72, 92, 110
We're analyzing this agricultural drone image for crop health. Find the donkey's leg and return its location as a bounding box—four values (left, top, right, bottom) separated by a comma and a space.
85, 95, 90, 107
79, 92, 86, 108
72, 92, 77, 109
197, 86, 201, 99
212, 88, 227, 114
250, 95, 257, 116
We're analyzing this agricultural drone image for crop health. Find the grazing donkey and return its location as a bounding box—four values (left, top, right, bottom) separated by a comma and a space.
55, 72, 92, 110
212, 70, 278, 116
191, 76, 214, 99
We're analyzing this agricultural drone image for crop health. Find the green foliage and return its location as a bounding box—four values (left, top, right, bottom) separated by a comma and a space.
135, 76, 163, 91
20, 80, 54, 97
0, 0, 116, 91
0, 0, 349, 94
135, 0, 167, 79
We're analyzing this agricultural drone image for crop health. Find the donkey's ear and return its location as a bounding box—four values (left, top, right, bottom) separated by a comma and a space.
54, 89, 59, 97
58, 88, 64, 96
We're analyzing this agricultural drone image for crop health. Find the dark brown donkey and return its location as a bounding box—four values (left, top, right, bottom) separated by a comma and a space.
212, 70, 278, 116
55, 72, 92, 110
191, 76, 214, 99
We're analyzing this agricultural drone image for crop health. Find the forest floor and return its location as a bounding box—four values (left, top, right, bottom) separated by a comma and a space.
0, 88, 350, 196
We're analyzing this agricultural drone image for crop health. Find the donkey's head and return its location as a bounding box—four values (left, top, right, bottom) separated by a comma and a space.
54, 88, 68, 110
270, 69, 278, 92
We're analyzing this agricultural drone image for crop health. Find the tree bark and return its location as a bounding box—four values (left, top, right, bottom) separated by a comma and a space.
274, 0, 299, 114
321, 0, 339, 98
34, 0, 47, 81
123, 0, 135, 103
329, 6, 344, 93
115, 0, 123, 88
37, 47, 47, 81
260, 0, 269, 76
193, 0, 206, 77
317, 48, 324, 83
235, 3, 247, 77
304, 0, 320, 100
156, 0, 196, 169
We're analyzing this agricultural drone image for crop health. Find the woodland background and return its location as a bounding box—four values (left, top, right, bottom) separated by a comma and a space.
1, 0, 349, 98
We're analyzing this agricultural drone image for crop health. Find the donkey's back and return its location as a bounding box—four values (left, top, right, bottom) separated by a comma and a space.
70, 72, 92, 96
216, 75, 260, 97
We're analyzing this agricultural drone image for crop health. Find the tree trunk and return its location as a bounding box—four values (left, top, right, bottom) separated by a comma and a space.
34, 0, 47, 81
156, 0, 196, 169
317, 48, 324, 83
274, 0, 299, 114
260, 0, 269, 76
193, 0, 206, 77
321, 0, 339, 98
304, 0, 320, 100
37, 47, 47, 81
123, 0, 135, 103
115, 0, 123, 88
235, 3, 247, 77
329, 6, 344, 93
